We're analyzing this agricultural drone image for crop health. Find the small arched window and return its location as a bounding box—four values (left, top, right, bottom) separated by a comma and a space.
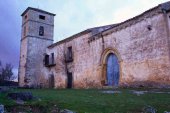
39, 26, 44, 36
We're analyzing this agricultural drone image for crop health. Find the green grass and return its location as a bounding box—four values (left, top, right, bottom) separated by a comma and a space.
0, 88, 170, 113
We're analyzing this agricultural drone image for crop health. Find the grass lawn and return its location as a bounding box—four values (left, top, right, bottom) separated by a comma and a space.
0, 88, 170, 113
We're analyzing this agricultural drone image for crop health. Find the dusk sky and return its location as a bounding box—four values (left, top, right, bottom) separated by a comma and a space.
0, 0, 168, 79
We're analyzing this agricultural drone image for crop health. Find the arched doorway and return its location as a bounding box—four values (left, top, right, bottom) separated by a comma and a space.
106, 53, 120, 86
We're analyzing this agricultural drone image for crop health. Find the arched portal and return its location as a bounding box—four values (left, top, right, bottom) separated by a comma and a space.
106, 53, 119, 86
100, 48, 122, 86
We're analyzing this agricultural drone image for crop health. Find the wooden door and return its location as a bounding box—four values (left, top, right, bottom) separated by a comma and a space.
106, 53, 119, 86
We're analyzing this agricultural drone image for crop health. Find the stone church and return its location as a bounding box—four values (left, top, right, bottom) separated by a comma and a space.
19, 2, 170, 88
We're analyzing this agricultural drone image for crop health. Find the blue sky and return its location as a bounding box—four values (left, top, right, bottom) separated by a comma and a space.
0, 0, 168, 79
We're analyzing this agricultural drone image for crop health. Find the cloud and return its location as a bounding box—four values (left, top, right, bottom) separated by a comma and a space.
113, 7, 138, 23
0, 1, 21, 67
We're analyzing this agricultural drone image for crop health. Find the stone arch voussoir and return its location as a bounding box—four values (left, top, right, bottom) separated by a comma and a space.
100, 47, 123, 86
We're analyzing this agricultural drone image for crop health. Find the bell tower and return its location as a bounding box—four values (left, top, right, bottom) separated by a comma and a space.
18, 7, 55, 87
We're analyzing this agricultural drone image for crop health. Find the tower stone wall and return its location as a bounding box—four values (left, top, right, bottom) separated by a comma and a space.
18, 7, 55, 87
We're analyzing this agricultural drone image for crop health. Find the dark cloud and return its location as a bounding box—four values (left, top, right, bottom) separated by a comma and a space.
0, 1, 22, 76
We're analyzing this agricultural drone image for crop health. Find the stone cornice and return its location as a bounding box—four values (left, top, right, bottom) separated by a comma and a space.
21, 35, 53, 41
22, 19, 54, 27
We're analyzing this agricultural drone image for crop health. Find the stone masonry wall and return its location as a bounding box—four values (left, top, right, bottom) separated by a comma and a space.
26, 37, 52, 87
102, 13, 170, 87
19, 9, 54, 88
18, 38, 28, 87
46, 12, 170, 88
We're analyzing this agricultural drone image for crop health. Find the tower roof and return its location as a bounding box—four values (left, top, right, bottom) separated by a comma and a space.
21, 7, 56, 16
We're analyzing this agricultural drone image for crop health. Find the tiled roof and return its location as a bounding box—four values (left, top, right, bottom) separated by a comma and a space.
48, 24, 116, 48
